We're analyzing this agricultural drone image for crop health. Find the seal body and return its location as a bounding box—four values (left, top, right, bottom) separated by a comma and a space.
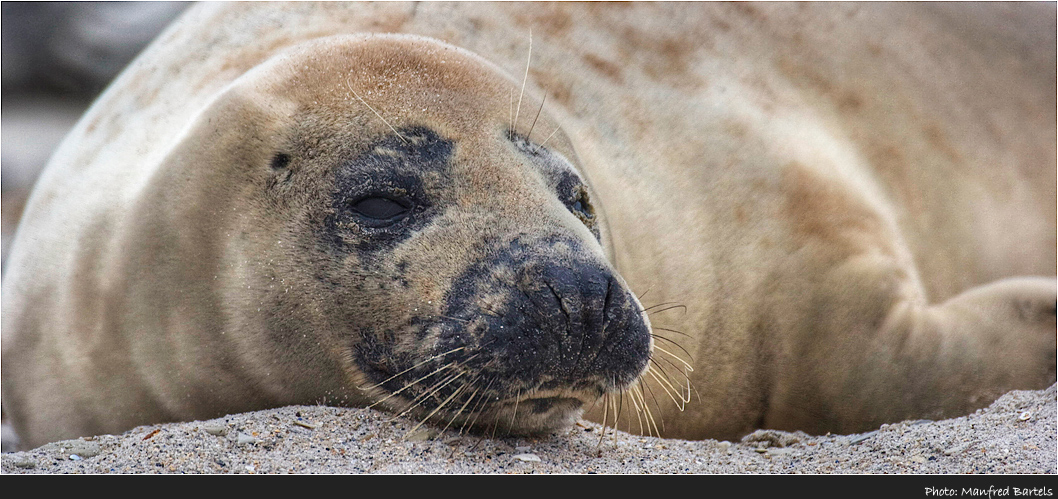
3, 2, 1055, 448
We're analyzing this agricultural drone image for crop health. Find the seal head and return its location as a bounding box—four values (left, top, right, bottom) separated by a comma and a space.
339, 127, 652, 434
150, 34, 652, 435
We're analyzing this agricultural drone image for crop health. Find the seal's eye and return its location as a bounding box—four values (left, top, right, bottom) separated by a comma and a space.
350, 196, 411, 222
569, 189, 594, 223
572, 197, 589, 218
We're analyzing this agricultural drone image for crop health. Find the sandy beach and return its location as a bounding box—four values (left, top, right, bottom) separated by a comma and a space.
3, 384, 1053, 474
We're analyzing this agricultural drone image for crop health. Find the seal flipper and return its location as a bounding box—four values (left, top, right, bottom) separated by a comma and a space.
759, 163, 1057, 435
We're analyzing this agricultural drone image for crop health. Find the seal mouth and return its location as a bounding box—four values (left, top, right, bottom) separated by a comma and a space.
509, 396, 585, 415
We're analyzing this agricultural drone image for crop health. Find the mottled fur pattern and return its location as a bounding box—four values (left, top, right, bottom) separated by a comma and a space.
3, 3, 1055, 448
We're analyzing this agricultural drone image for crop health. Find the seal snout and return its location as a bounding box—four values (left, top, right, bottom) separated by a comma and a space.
508, 259, 651, 390
440, 236, 652, 403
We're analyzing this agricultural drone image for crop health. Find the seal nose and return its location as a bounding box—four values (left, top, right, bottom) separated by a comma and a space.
502, 258, 652, 389
437, 236, 652, 395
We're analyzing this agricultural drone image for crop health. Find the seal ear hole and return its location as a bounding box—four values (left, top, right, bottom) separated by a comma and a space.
270, 153, 291, 171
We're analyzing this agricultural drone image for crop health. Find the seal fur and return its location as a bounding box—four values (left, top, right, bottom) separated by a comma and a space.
3, 2, 1055, 448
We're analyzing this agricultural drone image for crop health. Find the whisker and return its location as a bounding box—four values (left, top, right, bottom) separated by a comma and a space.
462, 376, 496, 434
596, 392, 609, 450
649, 357, 692, 404
440, 315, 470, 323
406, 381, 469, 436
650, 335, 695, 370
653, 344, 695, 372
628, 384, 649, 437
395, 369, 467, 419
641, 301, 680, 311
635, 284, 658, 302
462, 369, 502, 434
642, 302, 688, 316
526, 94, 546, 142
653, 326, 693, 339
506, 389, 524, 437
489, 413, 500, 439
345, 77, 408, 144
367, 362, 455, 409
649, 350, 695, 403
629, 381, 660, 437
625, 385, 646, 436
650, 353, 693, 388
645, 364, 686, 410
638, 378, 666, 434
537, 126, 561, 150
360, 346, 467, 391
657, 360, 694, 404
460, 403, 484, 436
443, 384, 481, 434
513, 28, 532, 135
385, 351, 482, 415
690, 376, 704, 403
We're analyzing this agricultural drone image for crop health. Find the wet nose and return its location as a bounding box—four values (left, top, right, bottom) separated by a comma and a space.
489, 256, 652, 389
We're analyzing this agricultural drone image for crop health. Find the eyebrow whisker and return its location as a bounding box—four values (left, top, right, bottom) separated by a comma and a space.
526, 94, 546, 143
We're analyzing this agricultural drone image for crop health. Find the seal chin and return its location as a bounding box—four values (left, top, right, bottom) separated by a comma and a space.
457, 389, 598, 436
491, 395, 588, 435
520, 396, 584, 414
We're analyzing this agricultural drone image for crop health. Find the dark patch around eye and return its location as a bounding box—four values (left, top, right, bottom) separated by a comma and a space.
323, 126, 454, 255
508, 132, 600, 240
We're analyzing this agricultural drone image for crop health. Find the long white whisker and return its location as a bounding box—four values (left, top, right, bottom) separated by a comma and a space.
345, 77, 409, 144
367, 362, 453, 409
360, 346, 467, 391
646, 364, 686, 410
512, 28, 532, 135
537, 126, 560, 150
370, 351, 480, 410
406, 381, 469, 436
626, 383, 646, 436
462, 376, 498, 433
649, 355, 694, 402
526, 94, 546, 142
596, 392, 609, 449
653, 344, 695, 372
396, 369, 467, 418
443, 384, 481, 433
633, 380, 662, 436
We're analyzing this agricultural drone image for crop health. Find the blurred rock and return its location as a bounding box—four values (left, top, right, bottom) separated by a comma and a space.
2, 2, 189, 96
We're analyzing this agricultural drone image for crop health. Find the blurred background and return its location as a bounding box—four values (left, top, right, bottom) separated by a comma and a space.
1, 1, 188, 451
1, 1, 190, 274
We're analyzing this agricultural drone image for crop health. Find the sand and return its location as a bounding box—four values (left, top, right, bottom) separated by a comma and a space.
2, 384, 1053, 474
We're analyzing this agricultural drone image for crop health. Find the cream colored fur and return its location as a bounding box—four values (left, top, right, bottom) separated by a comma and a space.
3, 3, 1054, 447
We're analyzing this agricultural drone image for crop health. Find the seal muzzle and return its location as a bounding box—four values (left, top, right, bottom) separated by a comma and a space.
360, 234, 652, 434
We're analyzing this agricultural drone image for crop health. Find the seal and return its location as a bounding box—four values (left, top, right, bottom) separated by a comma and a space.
3, 3, 1055, 448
